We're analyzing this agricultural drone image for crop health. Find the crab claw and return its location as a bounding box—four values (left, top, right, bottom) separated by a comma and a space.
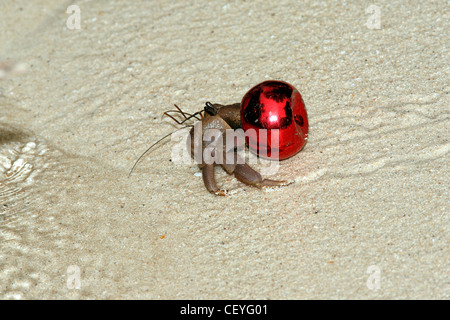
201, 161, 291, 196
201, 164, 229, 196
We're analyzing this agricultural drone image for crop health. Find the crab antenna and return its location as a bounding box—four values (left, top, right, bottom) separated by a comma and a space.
128, 126, 191, 177
162, 104, 197, 120
163, 109, 204, 125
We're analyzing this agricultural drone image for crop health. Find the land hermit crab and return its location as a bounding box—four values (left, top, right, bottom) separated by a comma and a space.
130, 80, 308, 196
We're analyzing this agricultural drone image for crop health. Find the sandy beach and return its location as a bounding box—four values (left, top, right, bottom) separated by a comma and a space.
0, 0, 448, 299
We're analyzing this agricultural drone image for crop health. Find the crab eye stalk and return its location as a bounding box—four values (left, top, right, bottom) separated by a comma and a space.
204, 101, 218, 116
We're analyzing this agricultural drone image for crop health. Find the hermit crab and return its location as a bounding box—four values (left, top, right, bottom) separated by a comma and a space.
130, 80, 308, 196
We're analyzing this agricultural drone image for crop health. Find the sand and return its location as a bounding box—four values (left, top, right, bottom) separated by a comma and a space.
0, 0, 448, 299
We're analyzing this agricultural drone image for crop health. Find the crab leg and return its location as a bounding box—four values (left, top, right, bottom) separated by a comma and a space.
202, 164, 227, 196
233, 163, 290, 188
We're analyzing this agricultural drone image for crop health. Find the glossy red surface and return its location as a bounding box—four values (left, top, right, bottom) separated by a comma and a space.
240, 80, 308, 160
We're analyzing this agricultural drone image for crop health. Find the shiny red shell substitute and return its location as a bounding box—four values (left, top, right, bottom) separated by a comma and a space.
240, 80, 308, 160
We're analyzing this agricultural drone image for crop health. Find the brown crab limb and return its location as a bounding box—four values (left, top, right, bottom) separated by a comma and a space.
187, 104, 293, 195
233, 163, 291, 188
202, 164, 228, 196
